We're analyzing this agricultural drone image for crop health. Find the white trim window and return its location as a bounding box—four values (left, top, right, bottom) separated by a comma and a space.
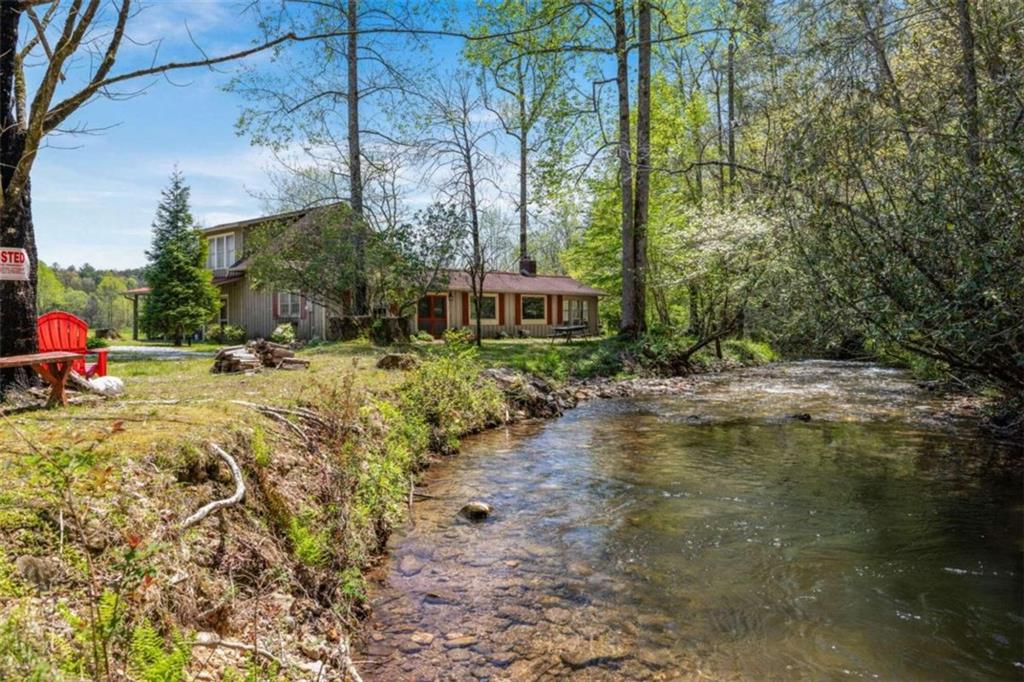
521, 295, 547, 323
562, 298, 590, 325
277, 292, 302, 319
470, 294, 499, 324
207, 233, 236, 269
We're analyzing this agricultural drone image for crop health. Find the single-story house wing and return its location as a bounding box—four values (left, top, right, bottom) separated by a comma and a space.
418, 271, 603, 339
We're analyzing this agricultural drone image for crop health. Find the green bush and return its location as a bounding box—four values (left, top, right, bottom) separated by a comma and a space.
270, 323, 296, 345
86, 336, 109, 349
208, 324, 247, 345
443, 327, 474, 346
414, 330, 434, 343
721, 339, 777, 365
399, 343, 504, 453
518, 348, 569, 383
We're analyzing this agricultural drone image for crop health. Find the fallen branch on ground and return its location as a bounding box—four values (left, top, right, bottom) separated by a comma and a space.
193, 631, 327, 677
338, 635, 364, 682
181, 444, 246, 530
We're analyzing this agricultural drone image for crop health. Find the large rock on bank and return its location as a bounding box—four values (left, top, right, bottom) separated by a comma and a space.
482, 368, 577, 420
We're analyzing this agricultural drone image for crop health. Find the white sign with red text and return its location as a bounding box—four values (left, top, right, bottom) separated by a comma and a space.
0, 247, 29, 281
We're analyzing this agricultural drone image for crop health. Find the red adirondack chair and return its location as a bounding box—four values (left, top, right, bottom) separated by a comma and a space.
37, 311, 108, 378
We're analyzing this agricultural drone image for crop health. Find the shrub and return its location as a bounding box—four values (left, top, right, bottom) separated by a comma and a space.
270, 323, 296, 345
86, 336, 109, 350
399, 344, 503, 453
414, 330, 434, 343
208, 324, 246, 345
519, 348, 569, 383
443, 327, 474, 346
722, 339, 777, 365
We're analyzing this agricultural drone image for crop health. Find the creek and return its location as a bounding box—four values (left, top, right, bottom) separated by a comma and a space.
358, 361, 1022, 680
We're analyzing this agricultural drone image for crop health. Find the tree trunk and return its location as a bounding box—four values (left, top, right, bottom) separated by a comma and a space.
632, 0, 651, 337
726, 29, 737, 191
466, 137, 483, 348
347, 0, 368, 315
688, 285, 700, 334
0, 5, 38, 392
518, 63, 529, 263
614, 0, 636, 336
955, 0, 980, 170
713, 68, 725, 201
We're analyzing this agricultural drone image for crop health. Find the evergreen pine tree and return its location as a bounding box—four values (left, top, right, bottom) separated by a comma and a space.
141, 170, 219, 345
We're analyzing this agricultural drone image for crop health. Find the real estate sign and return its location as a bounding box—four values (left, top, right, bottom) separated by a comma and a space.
0, 247, 29, 281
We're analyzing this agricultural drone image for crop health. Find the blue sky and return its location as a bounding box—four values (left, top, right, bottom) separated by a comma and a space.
30, 2, 469, 270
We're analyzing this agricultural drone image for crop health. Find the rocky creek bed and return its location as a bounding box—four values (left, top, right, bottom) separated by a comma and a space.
355, 361, 1023, 681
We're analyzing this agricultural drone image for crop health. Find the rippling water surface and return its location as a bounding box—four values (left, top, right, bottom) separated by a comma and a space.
358, 362, 1023, 680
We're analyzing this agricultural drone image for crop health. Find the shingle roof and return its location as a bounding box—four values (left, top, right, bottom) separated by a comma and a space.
200, 202, 347, 235
444, 270, 604, 296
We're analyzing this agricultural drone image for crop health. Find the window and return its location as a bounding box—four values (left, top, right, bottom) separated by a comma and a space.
207, 234, 236, 269
562, 298, 590, 324
521, 295, 546, 322
218, 296, 229, 326
276, 292, 302, 319
470, 294, 498, 323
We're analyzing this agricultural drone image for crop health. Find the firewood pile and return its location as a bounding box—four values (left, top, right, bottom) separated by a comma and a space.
212, 341, 311, 374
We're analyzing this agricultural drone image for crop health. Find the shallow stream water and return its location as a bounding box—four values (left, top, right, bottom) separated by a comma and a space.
358, 362, 1023, 680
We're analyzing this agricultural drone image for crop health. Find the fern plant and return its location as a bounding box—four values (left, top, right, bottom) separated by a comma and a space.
128, 621, 191, 682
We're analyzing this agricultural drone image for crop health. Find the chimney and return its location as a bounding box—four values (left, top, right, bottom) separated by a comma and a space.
519, 256, 537, 277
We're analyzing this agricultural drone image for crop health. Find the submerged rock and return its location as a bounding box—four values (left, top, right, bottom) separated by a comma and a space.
459, 501, 492, 521
397, 554, 424, 576
559, 643, 630, 670
410, 631, 435, 645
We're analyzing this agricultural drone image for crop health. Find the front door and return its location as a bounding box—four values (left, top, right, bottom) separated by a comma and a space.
417, 295, 448, 338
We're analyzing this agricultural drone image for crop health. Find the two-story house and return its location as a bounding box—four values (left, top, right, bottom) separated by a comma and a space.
126, 205, 604, 341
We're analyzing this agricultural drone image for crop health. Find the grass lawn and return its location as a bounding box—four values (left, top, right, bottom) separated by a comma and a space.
0, 337, 611, 457
1, 340, 393, 458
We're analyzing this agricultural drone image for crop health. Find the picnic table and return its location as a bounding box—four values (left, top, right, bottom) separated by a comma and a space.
0, 351, 85, 407
550, 324, 588, 344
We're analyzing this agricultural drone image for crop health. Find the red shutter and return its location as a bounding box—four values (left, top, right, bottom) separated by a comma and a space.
546, 295, 553, 324
498, 294, 505, 325
300, 294, 308, 320
272, 292, 279, 318
514, 294, 522, 325
556, 295, 563, 324
462, 292, 470, 326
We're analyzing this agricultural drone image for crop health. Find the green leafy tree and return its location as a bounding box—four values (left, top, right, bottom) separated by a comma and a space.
141, 172, 219, 345
248, 203, 462, 319
95, 274, 128, 329
36, 263, 66, 314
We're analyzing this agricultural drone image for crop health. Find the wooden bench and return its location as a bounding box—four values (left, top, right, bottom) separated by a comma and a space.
550, 324, 588, 344
0, 351, 85, 407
